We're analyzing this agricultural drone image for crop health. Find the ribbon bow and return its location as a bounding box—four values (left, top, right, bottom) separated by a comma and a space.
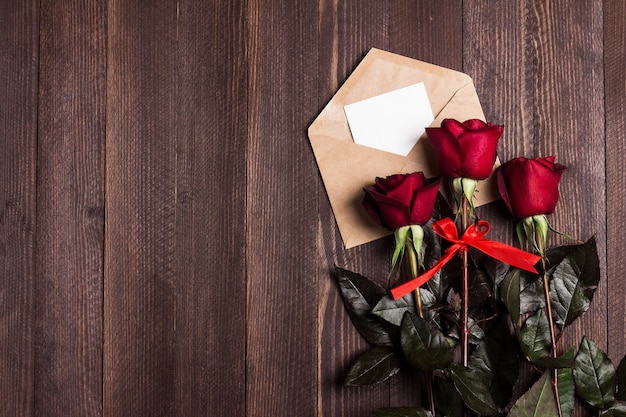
390, 217, 541, 300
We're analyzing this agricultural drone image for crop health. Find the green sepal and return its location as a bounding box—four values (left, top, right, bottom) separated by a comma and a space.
409, 225, 424, 266
461, 178, 478, 214
533, 214, 549, 252
392, 226, 410, 270
521, 216, 539, 253
515, 221, 526, 249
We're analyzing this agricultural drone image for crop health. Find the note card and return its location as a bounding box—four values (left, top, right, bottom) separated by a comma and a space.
344, 83, 434, 156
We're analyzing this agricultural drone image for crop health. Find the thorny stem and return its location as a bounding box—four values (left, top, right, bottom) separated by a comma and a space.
406, 241, 434, 415
461, 196, 470, 368
538, 239, 563, 417
406, 242, 424, 319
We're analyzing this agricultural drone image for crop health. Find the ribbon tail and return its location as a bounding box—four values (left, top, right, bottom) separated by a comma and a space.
471, 240, 541, 273
391, 245, 460, 300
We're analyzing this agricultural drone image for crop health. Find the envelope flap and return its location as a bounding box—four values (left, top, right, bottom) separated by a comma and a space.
309, 48, 496, 249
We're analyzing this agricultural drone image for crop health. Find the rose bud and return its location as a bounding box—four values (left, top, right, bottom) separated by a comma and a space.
362, 172, 440, 231
363, 172, 440, 270
497, 156, 566, 220
425, 118, 503, 180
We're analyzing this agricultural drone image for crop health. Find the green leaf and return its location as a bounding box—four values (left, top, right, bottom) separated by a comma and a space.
507, 372, 559, 417
484, 258, 510, 294
433, 376, 464, 417
557, 347, 576, 417
449, 363, 500, 416
616, 354, 626, 401
423, 225, 461, 301
500, 268, 520, 325
450, 319, 519, 415
548, 238, 600, 328
446, 315, 485, 345
335, 267, 392, 347
371, 294, 416, 327
519, 309, 551, 362
392, 227, 410, 268
344, 347, 400, 386
400, 311, 454, 371
573, 336, 616, 408
600, 403, 626, 417
373, 407, 433, 417
519, 271, 545, 315
469, 269, 492, 308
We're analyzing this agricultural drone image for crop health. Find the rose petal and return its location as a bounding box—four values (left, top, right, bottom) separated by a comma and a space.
441, 119, 467, 138
409, 178, 441, 225
426, 128, 463, 177
457, 125, 502, 179
462, 119, 489, 130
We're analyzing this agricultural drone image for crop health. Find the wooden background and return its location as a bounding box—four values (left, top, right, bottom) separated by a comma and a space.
1, 1, 624, 416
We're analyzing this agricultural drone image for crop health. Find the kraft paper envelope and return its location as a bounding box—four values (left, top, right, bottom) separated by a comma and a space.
309, 48, 500, 249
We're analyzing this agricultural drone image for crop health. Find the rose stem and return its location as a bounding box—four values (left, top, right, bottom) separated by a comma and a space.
406, 242, 424, 319
538, 239, 563, 417
406, 240, 434, 415
461, 196, 470, 367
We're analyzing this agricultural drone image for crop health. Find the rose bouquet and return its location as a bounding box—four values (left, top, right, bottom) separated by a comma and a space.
334, 119, 626, 417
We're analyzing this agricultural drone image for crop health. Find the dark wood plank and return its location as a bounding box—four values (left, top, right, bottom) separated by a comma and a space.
316, 2, 393, 416
388, 1, 465, 409
522, 2, 606, 375
34, 1, 107, 415
390, 0, 463, 71
604, 0, 626, 362
0, 1, 39, 415
466, 1, 605, 416
463, 1, 528, 245
104, 1, 178, 416
246, 1, 320, 416
172, 1, 247, 415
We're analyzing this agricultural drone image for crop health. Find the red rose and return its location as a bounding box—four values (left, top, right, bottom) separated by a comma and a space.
425, 119, 503, 180
362, 172, 440, 230
497, 156, 566, 220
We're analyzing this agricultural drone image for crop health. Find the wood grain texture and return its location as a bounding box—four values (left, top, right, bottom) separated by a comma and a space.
387, 1, 465, 408
35, 1, 107, 416
246, 1, 320, 416
390, 0, 463, 71
104, 1, 178, 415
173, 1, 247, 415
316, 2, 392, 416
463, 1, 528, 245
522, 3, 607, 381
0, 1, 39, 415
467, 2, 606, 416
0, 1, 624, 416
604, 0, 626, 363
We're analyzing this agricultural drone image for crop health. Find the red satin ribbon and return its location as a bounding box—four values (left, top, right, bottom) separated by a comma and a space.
390, 217, 541, 300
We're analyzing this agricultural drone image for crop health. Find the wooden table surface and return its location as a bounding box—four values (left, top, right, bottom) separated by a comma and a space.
2, 1, 624, 416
